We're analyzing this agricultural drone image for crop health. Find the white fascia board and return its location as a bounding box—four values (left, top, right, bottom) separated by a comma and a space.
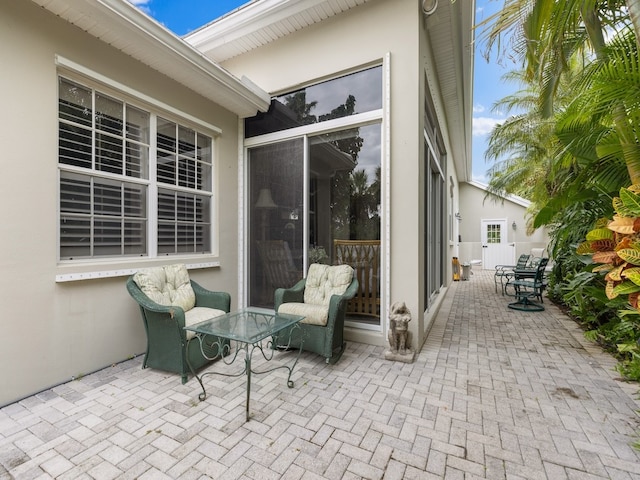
95, 0, 271, 113
35, 0, 270, 116
186, 0, 329, 51
466, 180, 531, 208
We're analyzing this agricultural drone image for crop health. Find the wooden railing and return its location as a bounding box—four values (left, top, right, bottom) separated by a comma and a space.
333, 239, 380, 318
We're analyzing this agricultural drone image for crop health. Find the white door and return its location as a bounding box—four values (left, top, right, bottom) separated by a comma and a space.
481, 219, 515, 269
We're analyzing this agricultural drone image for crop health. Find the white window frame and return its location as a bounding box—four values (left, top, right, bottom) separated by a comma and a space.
56, 58, 221, 276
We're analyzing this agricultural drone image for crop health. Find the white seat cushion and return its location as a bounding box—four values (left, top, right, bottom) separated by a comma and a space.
278, 302, 330, 326
184, 307, 226, 339
278, 263, 353, 326
133, 264, 196, 312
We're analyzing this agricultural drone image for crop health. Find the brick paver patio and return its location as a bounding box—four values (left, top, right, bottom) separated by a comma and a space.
1, 270, 639, 479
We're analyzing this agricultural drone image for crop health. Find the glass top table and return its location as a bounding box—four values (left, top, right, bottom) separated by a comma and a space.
184, 308, 305, 421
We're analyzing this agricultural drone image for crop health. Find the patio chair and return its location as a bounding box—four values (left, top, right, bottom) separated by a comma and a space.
494, 254, 530, 294
126, 264, 231, 383
275, 263, 358, 364
506, 258, 549, 311
256, 240, 302, 291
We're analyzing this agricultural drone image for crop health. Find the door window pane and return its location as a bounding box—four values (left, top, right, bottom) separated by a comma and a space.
310, 124, 381, 323
249, 140, 304, 308
487, 224, 501, 243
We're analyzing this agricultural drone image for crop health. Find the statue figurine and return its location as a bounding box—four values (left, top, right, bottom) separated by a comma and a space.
386, 301, 414, 361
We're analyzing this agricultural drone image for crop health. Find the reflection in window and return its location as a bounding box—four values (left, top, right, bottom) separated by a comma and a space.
246, 66, 382, 137
311, 125, 381, 321
309, 125, 381, 246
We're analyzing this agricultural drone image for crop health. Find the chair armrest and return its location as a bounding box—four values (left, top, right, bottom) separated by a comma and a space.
326, 278, 359, 331
274, 278, 306, 310
191, 280, 231, 312
126, 277, 187, 340
495, 265, 516, 273
127, 277, 179, 316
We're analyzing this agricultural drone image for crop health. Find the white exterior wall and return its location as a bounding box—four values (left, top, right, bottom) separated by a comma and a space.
458, 182, 550, 267
220, 0, 461, 348
0, 1, 242, 406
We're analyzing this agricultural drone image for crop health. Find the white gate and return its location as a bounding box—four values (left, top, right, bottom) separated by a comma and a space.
481, 219, 515, 269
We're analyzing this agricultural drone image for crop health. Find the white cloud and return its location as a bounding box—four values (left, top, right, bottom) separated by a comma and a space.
473, 103, 485, 113
128, 0, 151, 14
473, 116, 502, 136
472, 171, 489, 184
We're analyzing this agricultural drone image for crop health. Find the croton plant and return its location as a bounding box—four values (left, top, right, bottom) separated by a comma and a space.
577, 185, 640, 308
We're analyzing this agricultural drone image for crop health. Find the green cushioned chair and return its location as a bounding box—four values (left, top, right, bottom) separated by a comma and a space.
275, 263, 358, 364
126, 264, 231, 383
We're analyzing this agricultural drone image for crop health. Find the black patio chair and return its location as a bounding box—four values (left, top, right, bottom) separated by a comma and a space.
506, 258, 549, 312
494, 254, 531, 294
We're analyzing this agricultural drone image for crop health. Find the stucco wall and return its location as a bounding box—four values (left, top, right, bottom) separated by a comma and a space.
0, 1, 242, 406
458, 182, 550, 267
220, 0, 459, 348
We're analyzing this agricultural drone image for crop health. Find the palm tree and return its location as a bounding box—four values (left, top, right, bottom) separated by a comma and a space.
483, 71, 559, 201
479, 0, 640, 183
479, 1, 640, 385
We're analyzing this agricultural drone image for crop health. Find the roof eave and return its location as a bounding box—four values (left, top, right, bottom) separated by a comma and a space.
32, 0, 270, 117
427, 0, 475, 183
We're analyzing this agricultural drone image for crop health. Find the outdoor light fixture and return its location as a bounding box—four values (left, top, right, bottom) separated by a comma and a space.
512, 221, 517, 230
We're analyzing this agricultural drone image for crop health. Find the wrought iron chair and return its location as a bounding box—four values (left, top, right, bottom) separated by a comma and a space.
494, 254, 531, 294
506, 258, 549, 311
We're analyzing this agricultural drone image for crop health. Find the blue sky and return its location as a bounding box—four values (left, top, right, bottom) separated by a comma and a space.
129, 0, 516, 183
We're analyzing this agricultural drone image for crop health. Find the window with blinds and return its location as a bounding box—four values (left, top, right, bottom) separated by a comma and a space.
58, 76, 213, 260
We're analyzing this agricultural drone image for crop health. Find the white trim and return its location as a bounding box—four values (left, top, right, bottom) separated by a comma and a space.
56, 55, 223, 135
466, 180, 531, 208
35, 0, 269, 116
243, 109, 383, 148
382, 52, 392, 337
303, 136, 310, 273
186, 0, 369, 53
345, 320, 381, 332
238, 118, 247, 308
148, 114, 159, 258
55, 261, 221, 282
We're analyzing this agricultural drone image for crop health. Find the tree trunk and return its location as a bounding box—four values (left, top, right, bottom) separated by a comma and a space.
583, 3, 640, 184
627, 0, 640, 51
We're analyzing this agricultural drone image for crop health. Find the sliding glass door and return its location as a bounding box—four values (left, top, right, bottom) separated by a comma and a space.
247, 124, 381, 324
245, 65, 383, 325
